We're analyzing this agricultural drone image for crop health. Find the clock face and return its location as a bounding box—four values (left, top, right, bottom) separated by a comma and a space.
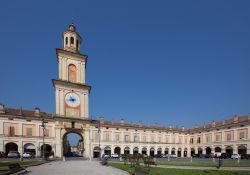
65, 92, 80, 108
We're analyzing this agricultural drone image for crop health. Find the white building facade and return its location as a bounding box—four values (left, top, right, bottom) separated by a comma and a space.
0, 24, 249, 158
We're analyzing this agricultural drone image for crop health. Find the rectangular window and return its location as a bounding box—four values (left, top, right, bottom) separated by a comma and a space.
134, 135, 139, 142
26, 128, 32, 136
158, 137, 162, 143
239, 132, 245, 139
142, 135, 147, 142
215, 135, 220, 142
166, 136, 169, 143
226, 133, 231, 141
125, 135, 130, 142
116, 134, 120, 141
151, 136, 155, 142
9, 126, 15, 136
179, 137, 182, 144
44, 129, 49, 137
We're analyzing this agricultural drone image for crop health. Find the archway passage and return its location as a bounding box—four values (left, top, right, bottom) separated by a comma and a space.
93, 146, 100, 158
133, 147, 139, 155
24, 143, 36, 156
124, 147, 130, 155
177, 148, 181, 157
225, 146, 233, 156
104, 146, 111, 156
238, 145, 247, 155
164, 148, 169, 155
150, 148, 155, 157
142, 147, 147, 155
184, 148, 188, 157
198, 148, 202, 157
206, 147, 211, 157
191, 148, 195, 157
41, 144, 52, 158
171, 148, 176, 155
5, 142, 18, 154
63, 132, 84, 157
114, 147, 121, 155
157, 148, 162, 155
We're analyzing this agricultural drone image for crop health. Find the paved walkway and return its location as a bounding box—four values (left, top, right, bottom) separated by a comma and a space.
25, 160, 129, 175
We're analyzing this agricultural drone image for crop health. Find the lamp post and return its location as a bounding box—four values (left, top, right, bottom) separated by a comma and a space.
40, 117, 48, 160
98, 120, 101, 160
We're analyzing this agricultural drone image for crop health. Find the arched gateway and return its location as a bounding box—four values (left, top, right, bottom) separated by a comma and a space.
61, 128, 84, 157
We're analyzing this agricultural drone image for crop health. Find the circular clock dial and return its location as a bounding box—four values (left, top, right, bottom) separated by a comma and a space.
65, 92, 80, 107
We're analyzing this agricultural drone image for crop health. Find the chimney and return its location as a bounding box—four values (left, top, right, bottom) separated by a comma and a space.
233, 115, 238, 123
99, 117, 105, 124
0, 103, 5, 114
120, 118, 125, 125
212, 120, 216, 127
34, 107, 40, 116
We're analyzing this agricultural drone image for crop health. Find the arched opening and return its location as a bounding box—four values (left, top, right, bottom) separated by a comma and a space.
104, 146, 111, 156
124, 147, 130, 155
215, 147, 221, 152
198, 147, 203, 157
206, 147, 211, 157
215, 147, 222, 158
114, 147, 121, 155
157, 148, 162, 155
177, 148, 181, 157
70, 37, 74, 44
150, 148, 155, 157
225, 146, 233, 156
5, 142, 18, 154
171, 148, 176, 155
41, 144, 52, 158
141, 147, 147, 155
93, 146, 100, 158
63, 132, 83, 157
164, 148, 169, 155
133, 147, 139, 155
191, 148, 195, 157
68, 64, 77, 82
238, 145, 247, 155
24, 143, 36, 156
184, 148, 188, 157
76, 40, 79, 49
65, 37, 68, 45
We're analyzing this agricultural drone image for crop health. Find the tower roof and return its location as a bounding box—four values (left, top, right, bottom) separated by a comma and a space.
68, 23, 76, 32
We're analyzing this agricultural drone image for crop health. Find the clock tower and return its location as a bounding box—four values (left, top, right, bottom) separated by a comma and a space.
53, 23, 91, 118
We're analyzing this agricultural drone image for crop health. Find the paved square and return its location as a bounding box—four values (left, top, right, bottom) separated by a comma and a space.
26, 160, 128, 175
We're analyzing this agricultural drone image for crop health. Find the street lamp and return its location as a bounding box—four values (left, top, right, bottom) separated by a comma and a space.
98, 120, 101, 160
40, 117, 48, 160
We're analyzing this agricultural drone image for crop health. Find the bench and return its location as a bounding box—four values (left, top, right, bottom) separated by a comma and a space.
8, 163, 27, 174
130, 166, 150, 175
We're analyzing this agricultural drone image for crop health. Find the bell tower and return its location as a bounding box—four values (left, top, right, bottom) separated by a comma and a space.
53, 23, 91, 118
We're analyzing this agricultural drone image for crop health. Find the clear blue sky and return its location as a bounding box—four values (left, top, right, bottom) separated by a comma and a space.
0, 0, 249, 129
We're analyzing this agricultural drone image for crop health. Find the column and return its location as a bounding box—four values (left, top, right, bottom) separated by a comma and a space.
59, 90, 64, 115
77, 63, 81, 83
58, 58, 62, 79
81, 62, 85, 84
84, 127, 91, 158
84, 94, 89, 118
80, 93, 85, 117
62, 58, 67, 80
55, 89, 59, 115
55, 127, 62, 158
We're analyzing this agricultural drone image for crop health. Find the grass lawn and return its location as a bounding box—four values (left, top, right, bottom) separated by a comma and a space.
157, 161, 250, 167
109, 162, 250, 175
0, 159, 47, 174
